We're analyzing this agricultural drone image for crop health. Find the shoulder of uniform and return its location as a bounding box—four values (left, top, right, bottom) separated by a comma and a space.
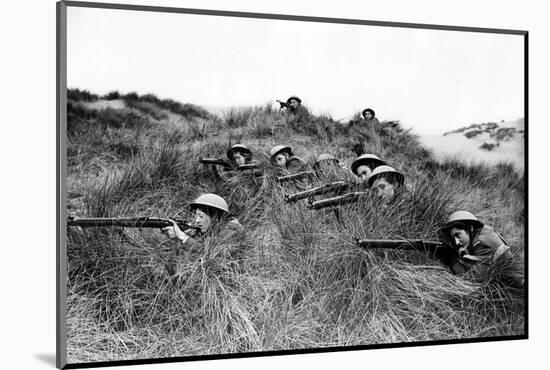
473, 225, 504, 248
288, 156, 307, 164
225, 218, 244, 232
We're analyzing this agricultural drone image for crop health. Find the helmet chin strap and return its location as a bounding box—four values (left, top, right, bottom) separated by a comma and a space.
464, 225, 475, 254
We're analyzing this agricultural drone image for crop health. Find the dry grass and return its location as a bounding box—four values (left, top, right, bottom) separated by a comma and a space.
65, 89, 525, 364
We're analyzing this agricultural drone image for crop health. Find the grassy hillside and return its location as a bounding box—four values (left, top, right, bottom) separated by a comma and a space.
65, 89, 525, 363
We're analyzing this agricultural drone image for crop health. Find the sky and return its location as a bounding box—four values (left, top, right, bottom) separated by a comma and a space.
67, 6, 525, 134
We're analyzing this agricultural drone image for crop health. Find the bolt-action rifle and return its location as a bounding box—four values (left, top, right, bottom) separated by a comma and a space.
199, 157, 232, 169
67, 216, 202, 232
199, 158, 261, 172
276, 100, 290, 109
276, 170, 316, 183
238, 163, 260, 170
355, 238, 455, 261
285, 180, 347, 203
285, 180, 369, 203
308, 191, 370, 210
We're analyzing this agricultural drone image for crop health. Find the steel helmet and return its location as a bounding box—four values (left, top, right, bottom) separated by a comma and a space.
367, 165, 404, 188
362, 108, 375, 118
313, 153, 339, 169
351, 154, 386, 175
440, 211, 484, 233
226, 144, 252, 160
190, 193, 229, 214
287, 96, 302, 104
270, 145, 293, 162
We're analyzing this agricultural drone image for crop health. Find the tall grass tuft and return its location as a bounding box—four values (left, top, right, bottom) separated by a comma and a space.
66, 91, 525, 362
68, 88, 99, 102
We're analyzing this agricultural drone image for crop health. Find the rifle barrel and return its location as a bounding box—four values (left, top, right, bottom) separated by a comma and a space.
199, 158, 232, 168
277, 170, 315, 182
309, 191, 370, 210
67, 217, 200, 231
285, 181, 348, 203
238, 163, 259, 170
355, 239, 448, 251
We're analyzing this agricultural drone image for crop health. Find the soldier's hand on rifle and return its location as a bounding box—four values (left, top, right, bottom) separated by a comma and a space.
183, 227, 199, 238
161, 220, 190, 242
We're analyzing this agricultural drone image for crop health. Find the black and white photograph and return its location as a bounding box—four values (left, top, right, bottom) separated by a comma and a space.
57, 1, 527, 368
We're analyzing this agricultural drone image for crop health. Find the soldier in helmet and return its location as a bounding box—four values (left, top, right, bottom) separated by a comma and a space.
313, 153, 355, 181
367, 165, 405, 204
280, 96, 311, 127
270, 145, 307, 173
361, 108, 380, 126
286, 96, 303, 114
349, 108, 396, 140
313, 154, 339, 171
226, 144, 253, 167
349, 108, 380, 127
439, 211, 523, 287
351, 154, 386, 182
161, 193, 244, 250
212, 144, 260, 181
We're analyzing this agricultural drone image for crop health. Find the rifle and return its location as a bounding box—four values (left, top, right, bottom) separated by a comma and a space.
238, 163, 259, 170
199, 157, 232, 169
355, 238, 455, 261
276, 170, 316, 183
308, 191, 370, 210
276, 100, 290, 109
200, 158, 260, 172
67, 216, 202, 232
285, 180, 349, 203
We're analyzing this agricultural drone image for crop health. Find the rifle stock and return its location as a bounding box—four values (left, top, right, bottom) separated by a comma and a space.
67, 216, 201, 232
277, 170, 316, 183
309, 191, 370, 210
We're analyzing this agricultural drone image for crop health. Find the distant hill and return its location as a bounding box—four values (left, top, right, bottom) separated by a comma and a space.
420, 118, 524, 170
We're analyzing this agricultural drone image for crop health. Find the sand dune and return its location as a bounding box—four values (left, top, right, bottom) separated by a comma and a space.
420, 119, 524, 170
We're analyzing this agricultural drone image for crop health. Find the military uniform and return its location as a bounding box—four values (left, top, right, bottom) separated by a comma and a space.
442, 211, 523, 287
212, 144, 259, 182
449, 225, 520, 285
270, 145, 307, 174
285, 156, 307, 173
180, 218, 245, 251
351, 117, 380, 127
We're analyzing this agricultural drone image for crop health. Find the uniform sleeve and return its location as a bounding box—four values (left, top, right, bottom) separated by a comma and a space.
219, 220, 245, 243
462, 227, 508, 283
286, 156, 307, 172
179, 221, 244, 247
212, 165, 237, 181
180, 236, 200, 251
470, 227, 506, 262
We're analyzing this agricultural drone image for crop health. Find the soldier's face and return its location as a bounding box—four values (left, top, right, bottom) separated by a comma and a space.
356, 165, 373, 181
363, 111, 373, 120
233, 152, 246, 166
289, 99, 300, 109
193, 209, 212, 232
275, 153, 288, 167
372, 178, 395, 203
449, 227, 470, 249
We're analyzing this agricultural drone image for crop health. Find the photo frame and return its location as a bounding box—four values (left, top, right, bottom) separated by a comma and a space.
57, 1, 527, 368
